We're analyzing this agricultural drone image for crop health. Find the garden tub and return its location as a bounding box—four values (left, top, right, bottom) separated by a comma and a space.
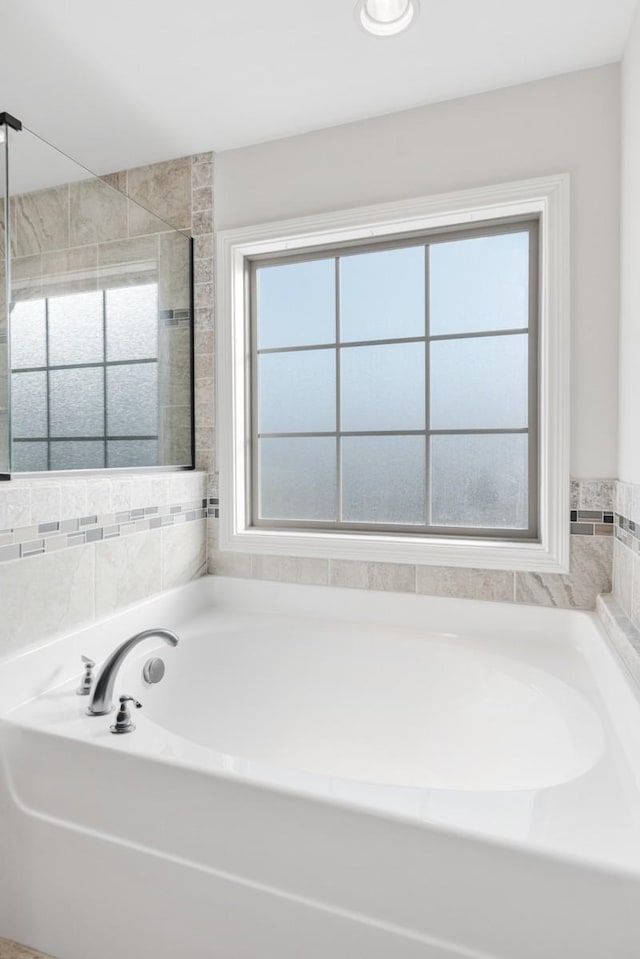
1, 576, 640, 959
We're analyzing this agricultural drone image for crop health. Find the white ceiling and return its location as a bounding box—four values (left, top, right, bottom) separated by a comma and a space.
0, 0, 637, 175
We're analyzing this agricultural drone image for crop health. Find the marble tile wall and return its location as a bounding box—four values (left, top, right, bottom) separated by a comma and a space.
0, 938, 53, 959
0, 472, 207, 657
610, 480, 640, 629
207, 480, 615, 611
0, 153, 214, 659
8, 156, 197, 469
189, 153, 215, 485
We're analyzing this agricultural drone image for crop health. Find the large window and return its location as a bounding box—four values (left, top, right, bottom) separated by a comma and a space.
11, 284, 159, 471
217, 176, 570, 571
250, 221, 538, 539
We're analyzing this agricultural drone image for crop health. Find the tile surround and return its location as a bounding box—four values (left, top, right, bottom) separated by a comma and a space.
416, 565, 514, 602
0, 472, 208, 654
14, 186, 69, 256
0, 496, 207, 562
0, 147, 622, 659
562, 479, 640, 687
0, 152, 215, 656
570, 478, 615, 510
515, 535, 612, 609
206, 481, 615, 611
8, 154, 197, 472
329, 559, 416, 593
69, 177, 128, 246
607, 480, 640, 642
596, 594, 640, 686
0, 516, 207, 655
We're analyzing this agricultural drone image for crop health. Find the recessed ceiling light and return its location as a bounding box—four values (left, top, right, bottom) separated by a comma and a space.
356, 0, 419, 37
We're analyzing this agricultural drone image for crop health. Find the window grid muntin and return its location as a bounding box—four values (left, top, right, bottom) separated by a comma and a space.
424, 243, 431, 526
45, 295, 52, 469
11, 286, 159, 471
250, 218, 538, 539
335, 257, 343, 523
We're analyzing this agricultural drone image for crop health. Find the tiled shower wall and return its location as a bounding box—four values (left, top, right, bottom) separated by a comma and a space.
0, 152, 214, 657
7, 158, 194, 467
0, 145, 619, 661
609, 481, 640, 629
207, 479, 614, 610
0, 471, 207, 655
588, 481, 640, 679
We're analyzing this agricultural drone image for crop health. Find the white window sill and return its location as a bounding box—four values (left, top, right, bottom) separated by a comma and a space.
219, 525, 569, 574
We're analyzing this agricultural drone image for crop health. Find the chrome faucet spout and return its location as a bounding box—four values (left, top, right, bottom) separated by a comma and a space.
87, 628, 179, 716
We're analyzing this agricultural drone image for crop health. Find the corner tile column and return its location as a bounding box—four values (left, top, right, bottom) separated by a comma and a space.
191, 154, 215, 490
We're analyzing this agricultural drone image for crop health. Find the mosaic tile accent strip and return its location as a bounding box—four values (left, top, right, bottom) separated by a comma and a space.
615, 513, 640, 554
569, 509, 615, 535
0, 498, 207, 563
159, 308, 191, 327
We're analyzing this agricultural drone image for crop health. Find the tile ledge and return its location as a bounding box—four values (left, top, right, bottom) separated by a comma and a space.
596, 593, 640, 687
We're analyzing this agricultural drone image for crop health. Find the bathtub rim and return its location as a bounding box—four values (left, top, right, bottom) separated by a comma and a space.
0, 574, 625, 715
3, 576, 640, 882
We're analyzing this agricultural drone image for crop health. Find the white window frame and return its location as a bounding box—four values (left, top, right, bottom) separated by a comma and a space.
216, 174, 570, 573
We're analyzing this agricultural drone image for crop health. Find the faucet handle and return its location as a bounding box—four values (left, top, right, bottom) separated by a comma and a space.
120, 694, 142, 709
76, 655, 96, 696
110, 695, 142, 735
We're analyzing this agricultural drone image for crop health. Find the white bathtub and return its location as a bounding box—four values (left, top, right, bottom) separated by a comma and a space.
2, 576, 640, 959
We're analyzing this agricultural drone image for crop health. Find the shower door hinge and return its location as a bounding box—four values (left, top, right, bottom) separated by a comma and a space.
0, 112, 22, 131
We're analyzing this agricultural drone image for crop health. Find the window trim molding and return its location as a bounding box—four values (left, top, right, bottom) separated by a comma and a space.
216, 174, 570, 573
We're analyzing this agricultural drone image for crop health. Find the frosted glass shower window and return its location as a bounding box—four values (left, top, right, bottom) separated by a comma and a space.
108, 439, 158, 468
107, 363, 158, 436
342, 435, 426, 525
430, 231, 530, 336
10, 284, 160, 471
50, 440, 105, 471
12, 372, 47, 437
48, 291, 103, 365
260, 437, 337, 521
258, 349, 335, 433
340, 245, 425, 342
257, 258, 335, 349
430, 334, 528, 431
106, 284, 158, 361
12, 441, 48, 472
50, 367, 104, 437
250, 219, 537, 537
431, 433, 529, 529
341, 342, 425, 432
11, 300, 46, 368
